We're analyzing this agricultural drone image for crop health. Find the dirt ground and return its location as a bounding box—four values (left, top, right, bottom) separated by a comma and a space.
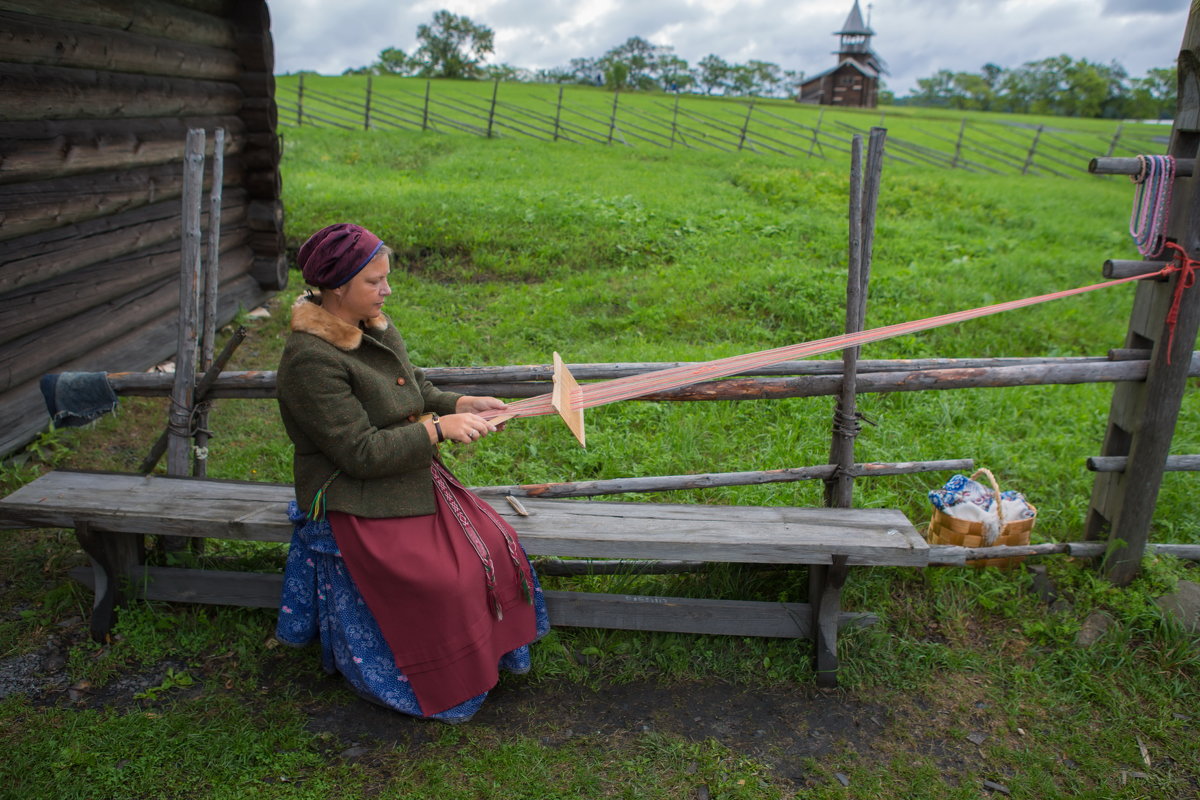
1, 615, 968, 793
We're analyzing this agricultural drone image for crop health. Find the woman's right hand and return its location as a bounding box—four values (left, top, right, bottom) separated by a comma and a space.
427, 413, 496, 444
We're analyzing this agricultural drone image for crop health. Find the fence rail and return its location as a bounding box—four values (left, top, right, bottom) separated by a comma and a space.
275, 76, 1165, 179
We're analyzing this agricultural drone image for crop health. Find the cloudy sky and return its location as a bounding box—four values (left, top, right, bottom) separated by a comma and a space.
268, 0, 1188, 96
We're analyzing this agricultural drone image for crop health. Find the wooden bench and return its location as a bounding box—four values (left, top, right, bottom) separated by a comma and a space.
0, 469, 927, 686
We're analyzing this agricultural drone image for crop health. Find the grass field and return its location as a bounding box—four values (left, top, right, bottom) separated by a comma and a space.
1, 94, 1197, 799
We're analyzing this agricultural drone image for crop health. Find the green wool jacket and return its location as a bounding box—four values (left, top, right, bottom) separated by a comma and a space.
277, 295, 463, 518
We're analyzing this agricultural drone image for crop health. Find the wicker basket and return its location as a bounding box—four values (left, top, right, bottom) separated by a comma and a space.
926, 468, 1037, 569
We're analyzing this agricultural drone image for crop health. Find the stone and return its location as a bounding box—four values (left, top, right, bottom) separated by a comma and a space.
1074, 611, 1114, 648
1155, 581, 1200, 633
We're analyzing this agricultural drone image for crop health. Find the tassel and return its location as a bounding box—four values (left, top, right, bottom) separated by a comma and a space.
306, 469, 341, 521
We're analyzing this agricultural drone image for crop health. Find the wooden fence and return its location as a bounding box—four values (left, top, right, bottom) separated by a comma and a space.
274, 76, 1167, 179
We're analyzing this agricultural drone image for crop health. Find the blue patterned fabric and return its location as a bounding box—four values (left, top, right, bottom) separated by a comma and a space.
275, 501, 549, 722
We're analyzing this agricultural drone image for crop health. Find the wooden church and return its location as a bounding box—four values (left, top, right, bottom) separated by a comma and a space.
798, 0, 886, 108
0, 1, 288, 456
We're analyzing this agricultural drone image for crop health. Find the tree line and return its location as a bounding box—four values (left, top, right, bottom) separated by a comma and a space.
341, 10, 801, 98
334, 9, 1176, 118
902, 56, 1176, 120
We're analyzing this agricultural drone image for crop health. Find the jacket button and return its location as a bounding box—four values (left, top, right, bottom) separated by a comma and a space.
407, 415, 417, 423
396, 377, 406, 386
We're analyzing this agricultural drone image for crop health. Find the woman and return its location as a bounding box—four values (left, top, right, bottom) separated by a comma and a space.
274, 223, 549, 722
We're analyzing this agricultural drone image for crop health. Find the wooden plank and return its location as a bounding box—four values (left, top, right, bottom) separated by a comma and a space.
0, 159, 245, 243
0, 62, 241, 123
0, 116, 244, 185
0, 231, 250, 348
66, 567, 878, 639
0, 245, 255, 392
0, 190, 245, 293
2, 472, 926, 565
0, 273, 268, 456
0, 10, 239, 80
0, 0, 237, 49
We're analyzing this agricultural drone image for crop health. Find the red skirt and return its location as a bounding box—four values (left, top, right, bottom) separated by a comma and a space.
327, 462, 538, 715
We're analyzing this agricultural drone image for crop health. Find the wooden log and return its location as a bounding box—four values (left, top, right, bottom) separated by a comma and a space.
0, 191, 246, 294
532, 557, 706, 575
471, 460, 974, 498
0, 116, 244, 184
1098, 7, 1200, 585
420, 355, 1129, 383
141, 326, 248, 475
434, 357, 1200, 401
0, 158, 245, 242
239, 97, 278, 133
0, 62, 241, 122
0, 246, 254, 393
0, 10, 239, 80
98, 355, 1200, 400
63, 566, 876, 640
232, 0, 274, 75
1104, 259, 1170, 280
0, 228, 251, 347
929, 541, 1200, 565
1090, 156, 1195, 177
167, 130, 205, 477
1087, 454, 1200, 472
0, 273, 267, 456
0, 0, 238, 49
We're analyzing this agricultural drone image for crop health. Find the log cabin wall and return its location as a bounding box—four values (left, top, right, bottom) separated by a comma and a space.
0, 0, 287, 456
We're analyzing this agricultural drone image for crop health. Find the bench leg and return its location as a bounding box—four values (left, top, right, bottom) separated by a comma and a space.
74, 522, 144, 642
809, 555, 849, 688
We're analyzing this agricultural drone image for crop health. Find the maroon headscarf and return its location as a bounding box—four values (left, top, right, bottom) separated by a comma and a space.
297, 223, 384, 289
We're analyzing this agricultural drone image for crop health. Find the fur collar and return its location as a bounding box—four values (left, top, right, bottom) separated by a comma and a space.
290, 294, 388, 351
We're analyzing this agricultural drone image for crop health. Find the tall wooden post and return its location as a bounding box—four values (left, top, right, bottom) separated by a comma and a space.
1022, 125, 1043, 175
364, 76, 373, 130
737, 101, 755, 151
553, 85, 564, 142
607, 89, 620, 145
825, 128, 886, 508
422, 80, 431, 131
813, 127, 886, 687
1086, 7, 1200, 585
194, 128, 224, 481
168, 129, 205, 477
486, 79, 499, 138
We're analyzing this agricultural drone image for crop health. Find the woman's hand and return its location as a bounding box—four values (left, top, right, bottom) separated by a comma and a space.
456, 395, 507, 415
426, 412, 496, 444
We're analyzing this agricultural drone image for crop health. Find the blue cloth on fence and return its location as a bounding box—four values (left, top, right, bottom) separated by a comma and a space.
274, 501, 549, 722
38, 372, 118, 427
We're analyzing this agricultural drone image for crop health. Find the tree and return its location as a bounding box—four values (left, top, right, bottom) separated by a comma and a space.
1128, 66, 1177, 120
696, 54, 732, 95
375, 47, 418, 76
599, 36, 670, 91
413, 10, 495, 80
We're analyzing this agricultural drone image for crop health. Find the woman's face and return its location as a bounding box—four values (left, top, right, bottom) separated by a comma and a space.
336, 250, 392, 322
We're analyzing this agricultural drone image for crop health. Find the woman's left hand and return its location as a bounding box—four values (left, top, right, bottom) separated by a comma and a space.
456, 395, 507, 415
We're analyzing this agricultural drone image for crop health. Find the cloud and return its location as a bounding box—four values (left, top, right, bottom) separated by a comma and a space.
267, 0, 1187, 93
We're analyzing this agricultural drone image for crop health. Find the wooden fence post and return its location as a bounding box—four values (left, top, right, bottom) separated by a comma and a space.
487, 79, 499, 138
738, 101, 755, 151
825, 128, 887, 509
1106, 122, 1123, 157
1022, 125, 1043, 175
194, 128, 224, 482
1087, 7, 1200, 585
364, 76, 373, 130
670, 94, 680, 148
422, 80, 431, 131
297, 73, 304, 126
951, 119, 966, 168
808, 110, 824, 158
607, 89, 620, 145
553, 85, 564, 142
168, 129, 205, 481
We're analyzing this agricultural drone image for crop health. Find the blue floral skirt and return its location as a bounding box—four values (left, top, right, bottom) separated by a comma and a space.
275, 500, 550, 722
